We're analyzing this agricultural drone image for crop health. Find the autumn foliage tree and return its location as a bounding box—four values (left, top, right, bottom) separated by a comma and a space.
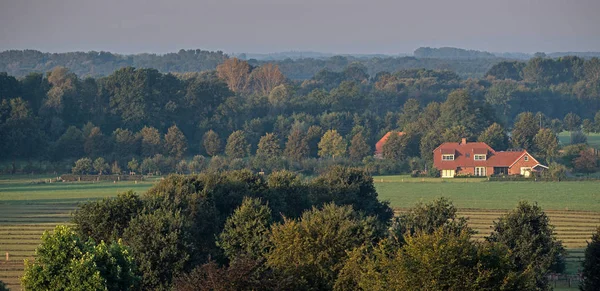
250, 63, 285, 96
216, 58, 250, 93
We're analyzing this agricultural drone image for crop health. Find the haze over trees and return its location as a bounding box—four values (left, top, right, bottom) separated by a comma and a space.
2, 51, 600, 177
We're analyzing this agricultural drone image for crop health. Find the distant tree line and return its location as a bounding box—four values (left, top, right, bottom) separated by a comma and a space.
20, 168, 600, 290
2, 56, 600, 175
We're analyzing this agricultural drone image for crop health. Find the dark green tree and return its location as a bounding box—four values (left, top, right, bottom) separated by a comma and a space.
217, 197, 273, 261
478, 123, 509, 150
511, 112, 540, 150
580, 227, 600, 291
487, 201, 566, 290
284, 128, 309, 162
226, 130, 250, 159
21, 225, 139, 291
164, 125, 188, 159
256, 133, 281, 159
267, 203, 381, 290
123, 209, 192, 291
73, 191, 143, 243
533, 128, 559, 163
202, 130, 222, 157
140, 126, 163, 157
349, 132, 371, 162
564, 112, 582, 132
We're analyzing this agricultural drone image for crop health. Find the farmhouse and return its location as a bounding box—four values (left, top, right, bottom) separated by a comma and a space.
374, 131, 404, 158
433, 138, 547, 178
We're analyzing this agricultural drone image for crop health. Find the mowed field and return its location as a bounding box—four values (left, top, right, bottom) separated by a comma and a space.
0, 174, 598, 290
0, 175, 156, 290
558, 131, 600, 149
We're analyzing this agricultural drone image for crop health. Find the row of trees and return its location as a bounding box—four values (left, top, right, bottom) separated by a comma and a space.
2, 57, 600, 170
19, 168, 600, 290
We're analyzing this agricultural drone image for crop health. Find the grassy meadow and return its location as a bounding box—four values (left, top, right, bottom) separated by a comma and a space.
558, 131, 600, 149
0, 174, 598, 290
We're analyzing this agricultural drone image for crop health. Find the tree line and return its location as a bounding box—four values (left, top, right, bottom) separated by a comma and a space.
15, 168, 600, 290
2, 56, 600, 175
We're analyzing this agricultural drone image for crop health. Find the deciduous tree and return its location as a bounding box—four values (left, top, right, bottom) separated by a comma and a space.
226, 130, 250, 159
580, 227, 600, 291
349, 132, 371, 161
511, 112, 540, 150
72, 157, 92, 174
256, 133, 281, 159
284, 128, 309, 162
478, 123, 509, 150
216, 58, 250, 93
318, 129, 346, 159
164, 125, 188, 159
217, 197, 273, 261
250, 63, 285, 96
202, 130, 222, 157
487, 201, 565, 290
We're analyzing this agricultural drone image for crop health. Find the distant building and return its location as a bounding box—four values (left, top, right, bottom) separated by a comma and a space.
433, 138, 547, 178
374, 131, 404, 158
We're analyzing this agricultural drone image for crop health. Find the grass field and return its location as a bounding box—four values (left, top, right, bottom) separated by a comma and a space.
375, 175, 600, 211
0, 174, 598, 290
558, 131, 600, 149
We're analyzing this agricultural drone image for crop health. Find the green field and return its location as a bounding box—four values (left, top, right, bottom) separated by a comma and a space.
1, 175, 598, 290
558, 131, 600, 149
375, 175, 600, 211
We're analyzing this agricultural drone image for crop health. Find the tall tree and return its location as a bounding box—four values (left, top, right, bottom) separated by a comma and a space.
478, 123, 509, 150
511, 112, 540, 150
533, 128, 559, 163
225, 130, 250, 159
217, 197, 273, 261
139, 126, 163, 157
564, 112, 582, 132
164, 125, 188, 159
84, 127, 108, 158
349, 132, 371, 162
256, 133, 281, 159
318, 129, 346, 159
487, 201, 565, 291
250, 63, 285, 96
216, 58, 250, 93
382, 131, 405, 160
284, 128, 309, 162
580, 227, 600, 291
267, 203, 381, 290
202, 130, 222, 157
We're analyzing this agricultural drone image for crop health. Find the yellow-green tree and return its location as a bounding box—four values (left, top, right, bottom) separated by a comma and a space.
318, 129, 346, 159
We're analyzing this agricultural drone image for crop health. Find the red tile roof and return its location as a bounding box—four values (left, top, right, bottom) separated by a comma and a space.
433, 141, 536, 170
375, 131, 404, 155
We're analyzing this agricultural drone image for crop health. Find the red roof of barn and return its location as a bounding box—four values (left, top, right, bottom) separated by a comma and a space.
375, 131, 404, 155
433, 140, 540, 170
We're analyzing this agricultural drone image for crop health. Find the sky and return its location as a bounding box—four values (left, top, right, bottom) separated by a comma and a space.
1, 0, 599, 55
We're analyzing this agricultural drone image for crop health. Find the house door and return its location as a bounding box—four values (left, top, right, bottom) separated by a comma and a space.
520, 167, 532, 177
475, 167, 486, 176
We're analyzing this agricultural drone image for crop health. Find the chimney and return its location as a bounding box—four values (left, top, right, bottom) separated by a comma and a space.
461, 138, 467, 145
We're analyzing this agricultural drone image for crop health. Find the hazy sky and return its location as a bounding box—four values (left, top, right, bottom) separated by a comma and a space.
1, 0, 599, 55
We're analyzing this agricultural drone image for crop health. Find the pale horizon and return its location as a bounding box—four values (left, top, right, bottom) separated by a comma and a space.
1, 0, 599, 55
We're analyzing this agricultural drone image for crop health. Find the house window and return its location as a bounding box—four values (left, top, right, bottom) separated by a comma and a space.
441, 170, 455, 178
442, 154, 454, 161
524, 155, 529, 161
475, 167, 486, 176
474, 154, 486, 161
